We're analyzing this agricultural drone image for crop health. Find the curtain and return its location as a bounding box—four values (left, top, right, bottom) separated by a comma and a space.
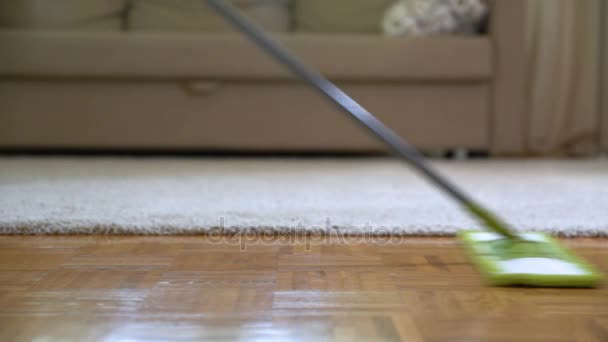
526, 0, 601, 156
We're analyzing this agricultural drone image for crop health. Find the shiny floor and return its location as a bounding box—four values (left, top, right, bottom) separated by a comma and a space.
0, 236, 606, 341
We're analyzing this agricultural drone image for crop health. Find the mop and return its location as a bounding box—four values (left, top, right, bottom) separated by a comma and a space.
205, 0, 603, 287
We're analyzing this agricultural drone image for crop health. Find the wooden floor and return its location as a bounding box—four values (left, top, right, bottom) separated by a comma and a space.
0, 236, 606, 341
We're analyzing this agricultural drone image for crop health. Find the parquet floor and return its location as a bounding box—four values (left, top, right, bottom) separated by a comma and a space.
0, 236, 606, 341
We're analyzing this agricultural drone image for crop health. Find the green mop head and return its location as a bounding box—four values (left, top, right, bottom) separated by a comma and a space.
459, 231, 603, 287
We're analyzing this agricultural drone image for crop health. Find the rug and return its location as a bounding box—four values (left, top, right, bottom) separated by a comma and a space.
1, 157, 607, 236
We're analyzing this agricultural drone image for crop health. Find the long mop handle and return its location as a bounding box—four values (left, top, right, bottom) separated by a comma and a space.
205, 0, 519, 240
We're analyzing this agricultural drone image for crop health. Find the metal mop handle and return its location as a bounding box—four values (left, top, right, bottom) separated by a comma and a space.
205, 0, 519, 240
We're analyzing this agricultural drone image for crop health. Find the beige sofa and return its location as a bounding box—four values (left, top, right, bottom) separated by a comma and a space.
0, 0, 526, 155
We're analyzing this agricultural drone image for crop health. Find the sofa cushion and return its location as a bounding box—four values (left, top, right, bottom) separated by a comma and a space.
129, 0, 291, 32
0, 0, 126, 31
0, 31, 492, 81
295, 0, 394, 33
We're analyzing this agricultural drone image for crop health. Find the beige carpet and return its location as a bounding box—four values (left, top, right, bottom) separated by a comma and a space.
0, 156, 607, 236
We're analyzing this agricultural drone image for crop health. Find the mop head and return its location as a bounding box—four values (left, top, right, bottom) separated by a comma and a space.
459, 231, 603, 287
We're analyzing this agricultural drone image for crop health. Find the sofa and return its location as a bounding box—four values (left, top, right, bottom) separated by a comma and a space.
0, 0, 526, 155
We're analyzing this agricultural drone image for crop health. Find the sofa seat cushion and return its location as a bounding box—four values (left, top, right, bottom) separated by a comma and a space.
0, 31, 492, 81
0, 0, 126, 31
129, 0, 291, 33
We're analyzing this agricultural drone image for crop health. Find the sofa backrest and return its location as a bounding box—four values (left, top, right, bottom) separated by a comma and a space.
128, 0, 291, 32
0, 0, 492, 36
294, 0, 395, 34
0, 0, 127, 31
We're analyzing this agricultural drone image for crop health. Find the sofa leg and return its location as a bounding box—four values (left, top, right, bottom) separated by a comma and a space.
453, 148, 469, 160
